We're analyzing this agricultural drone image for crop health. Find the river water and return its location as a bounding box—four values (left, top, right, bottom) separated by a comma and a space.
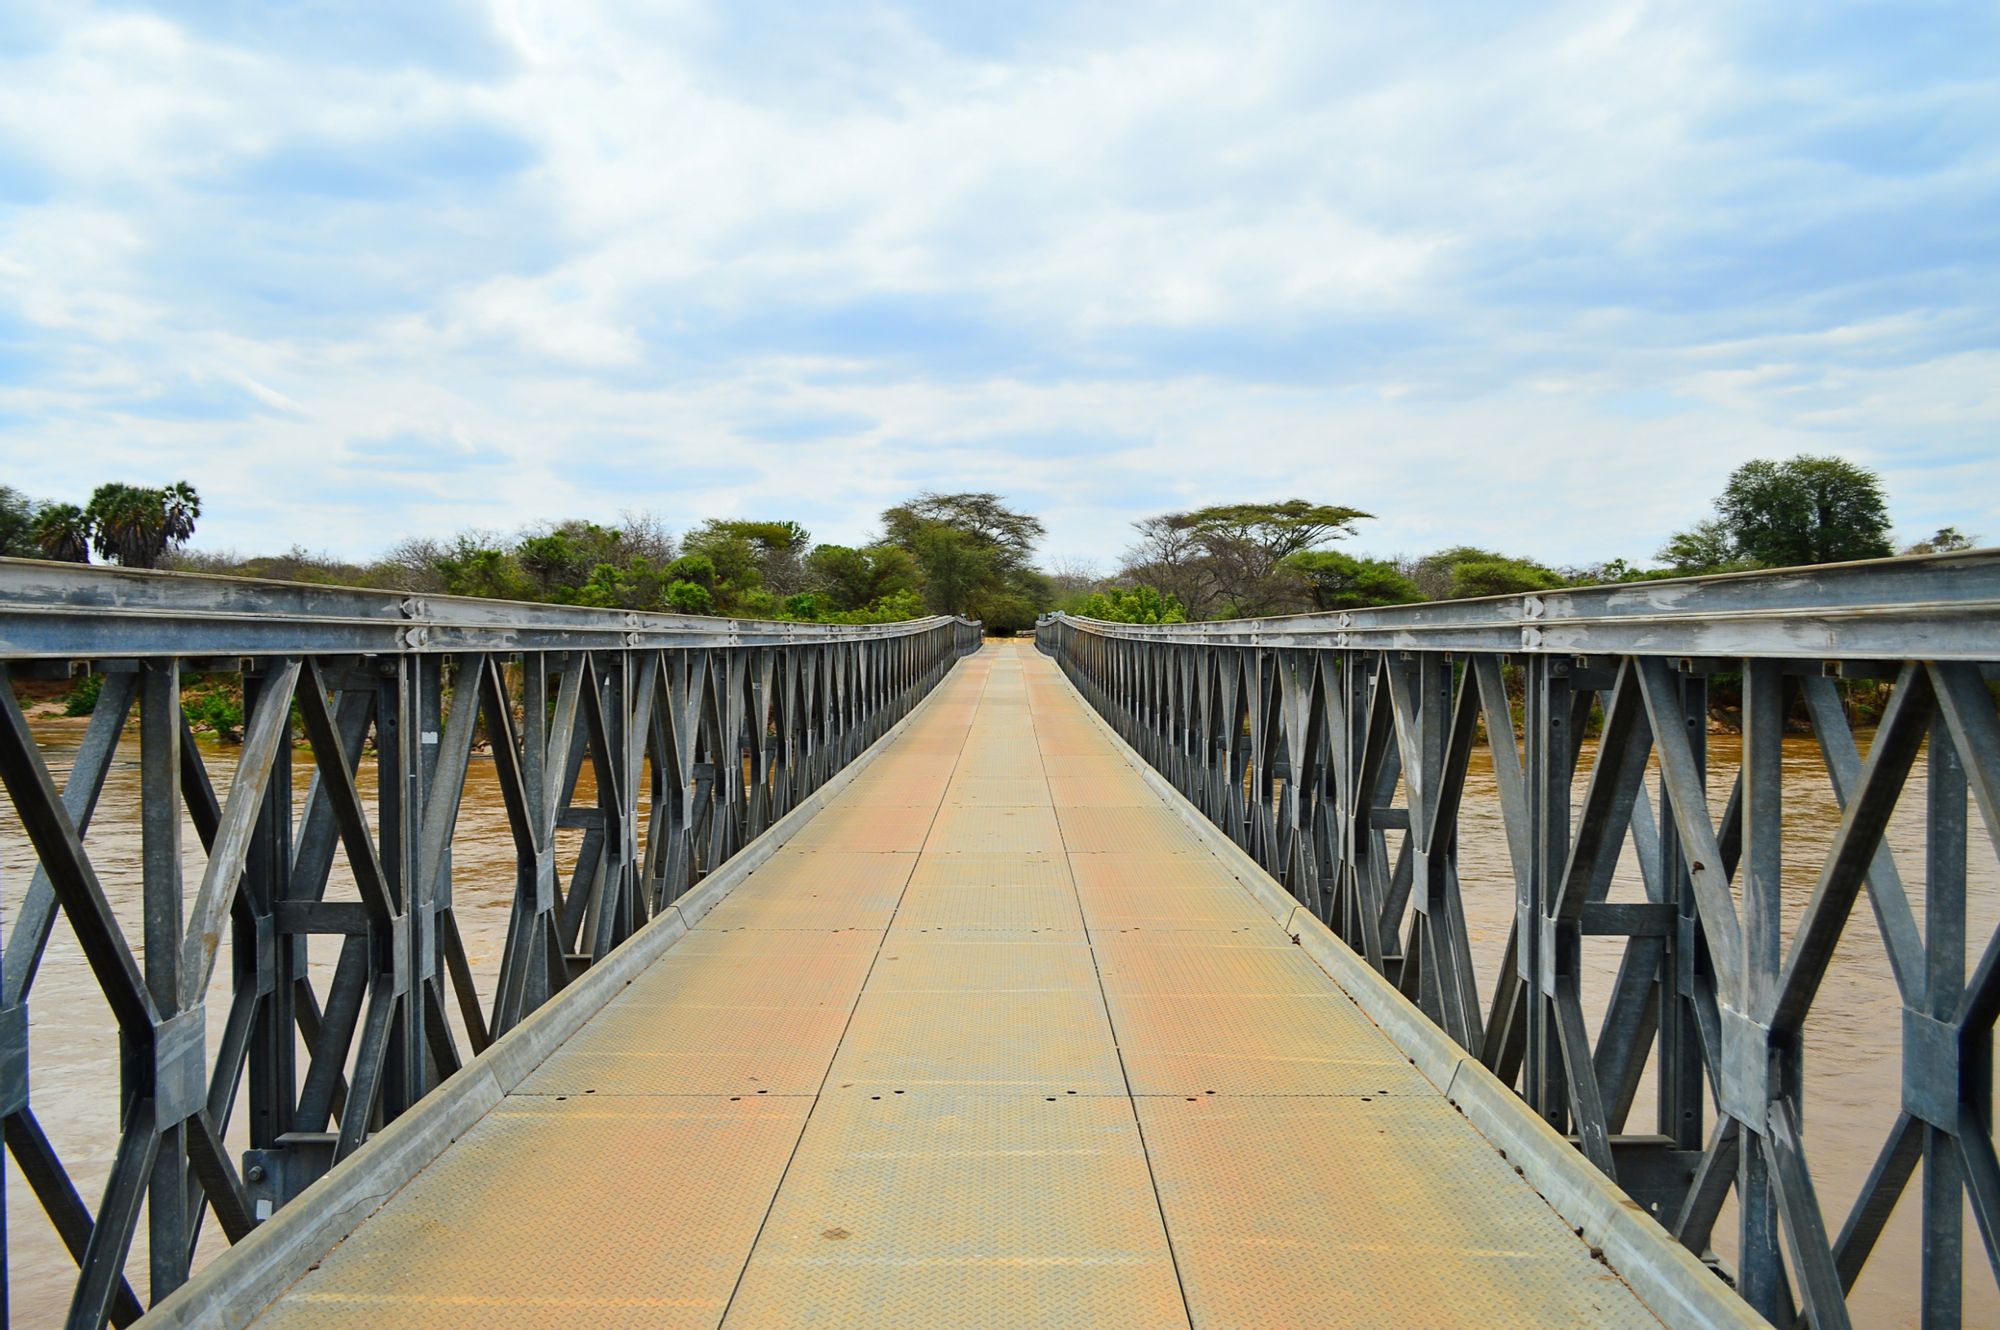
2, 715, 1995, 1325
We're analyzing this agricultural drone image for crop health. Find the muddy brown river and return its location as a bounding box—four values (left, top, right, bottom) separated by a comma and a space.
3, 715, 1995, 1326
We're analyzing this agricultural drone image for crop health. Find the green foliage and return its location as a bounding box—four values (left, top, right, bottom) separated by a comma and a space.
1071, 584, 1187, 623
665, 579, 714, 614
806, 544, 918, 611
1447, 558, 1567, 599
664, 552, 717, 590
82, 480, 201, 568
435, 541, 532, 601
182, 680, 244, 741
574, 557, 671, 610
1715, 454, 1894, 567
0, 486, 40, 557
1124, 498, 1372, 617
876, 492, 1045, 623
683, 518, 811, 606
63, 672, 102, 715
1904, 526, 1976, 555
23, 481, 200, 567
1278, 551, 1420, 610
881, 493, 1043, 575
972, 592, 1039, 634
825, 588, 928, 624
33, 502, 91, 563
913, 525, 989, 615
1654, 518, 1750, 576
732, 587, 784, 619
1178, 499, 1371, 558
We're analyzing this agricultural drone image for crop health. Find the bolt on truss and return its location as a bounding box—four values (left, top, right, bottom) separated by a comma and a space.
1039, 549, 2000, 1330
0, 558, 979, 1329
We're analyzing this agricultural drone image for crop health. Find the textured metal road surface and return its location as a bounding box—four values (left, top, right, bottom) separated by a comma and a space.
250, 643, 1663, 1329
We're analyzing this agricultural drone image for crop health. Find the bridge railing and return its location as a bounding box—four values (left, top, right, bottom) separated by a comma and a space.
1039, 549, 2000, 1329
0, 558, 979, 1328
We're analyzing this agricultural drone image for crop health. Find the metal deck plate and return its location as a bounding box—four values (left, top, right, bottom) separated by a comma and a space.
783, 807, 935, 852
891, 882, 1085, 928
1093, 934, 1343, 996
1105, 991, 1432, 1096
908, 852, 1073, 887
698, 887, 903, 931
944, 776, 1054, 805
251, 1097, 811, 1330
617, 945, 878, 1010
1045, 773, 1159, 806
521, 1001, 854, 1095
1136, 1095, 1662, 1329
722, 1094, 1186, 1330
1078, 884, 1275, 928
837, 776, 949, 807
826, 988, 1128, 1093
926, 804, 1066, 854
1057, 805, 1216, 853
866, 933, 1099, 993
743, 849, 919, 891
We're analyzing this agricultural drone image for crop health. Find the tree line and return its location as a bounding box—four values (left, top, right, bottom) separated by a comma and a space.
1061, 453, 1976, 623
0, 454, 1976, 632
0, 484, 1055, 631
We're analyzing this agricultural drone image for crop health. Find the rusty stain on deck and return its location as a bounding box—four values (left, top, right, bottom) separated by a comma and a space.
249, 642, 1663, 1329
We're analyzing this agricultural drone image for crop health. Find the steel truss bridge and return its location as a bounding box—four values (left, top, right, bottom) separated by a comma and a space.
0, 552, 1992, 1328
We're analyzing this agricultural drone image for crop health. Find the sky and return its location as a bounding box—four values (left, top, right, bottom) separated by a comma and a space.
0, 0, 1995, 573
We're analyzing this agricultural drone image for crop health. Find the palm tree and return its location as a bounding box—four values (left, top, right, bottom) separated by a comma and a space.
33, 503, 93, 563
161, 480, 200, 549
85, 481, 202, 568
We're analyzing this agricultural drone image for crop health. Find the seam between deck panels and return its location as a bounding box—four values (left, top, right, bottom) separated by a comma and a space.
1030, 650, 1198, 1330
713, 653, 988, 1328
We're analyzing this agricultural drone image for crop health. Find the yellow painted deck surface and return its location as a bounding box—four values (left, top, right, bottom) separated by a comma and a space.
252, 643, 1662, 1329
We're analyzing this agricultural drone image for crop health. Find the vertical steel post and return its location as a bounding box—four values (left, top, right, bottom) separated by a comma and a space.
141, 657, 187, 1300
1524, 656, 1573, 1128
1738, 659, 1786, 1319
1922, 710, 1966, 1328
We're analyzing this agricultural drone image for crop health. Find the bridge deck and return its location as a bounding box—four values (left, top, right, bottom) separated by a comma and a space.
249, 643, 1662, 1328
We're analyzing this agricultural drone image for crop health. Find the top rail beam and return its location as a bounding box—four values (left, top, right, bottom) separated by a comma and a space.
0, 558, 974, 658
1049, 548, 2000, 660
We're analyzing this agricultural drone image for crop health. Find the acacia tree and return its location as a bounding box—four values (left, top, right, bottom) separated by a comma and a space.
879, 491, 1049, 629
1123, 499, 1373, 617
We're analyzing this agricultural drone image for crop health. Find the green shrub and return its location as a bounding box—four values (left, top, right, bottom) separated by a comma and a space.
182, 684, 245, 741
63, 672, 103, 716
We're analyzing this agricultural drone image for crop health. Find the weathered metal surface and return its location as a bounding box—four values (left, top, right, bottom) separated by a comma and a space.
1039, 547, 2000, 1329
242, 1096, 813, 1329
222, 643, 1695, 1329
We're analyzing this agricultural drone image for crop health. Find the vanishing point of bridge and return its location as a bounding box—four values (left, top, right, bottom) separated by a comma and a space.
1, 554, 1997, 1328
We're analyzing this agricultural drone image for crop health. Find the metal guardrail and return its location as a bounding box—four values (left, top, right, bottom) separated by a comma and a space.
1039, 550, 2000, 1330
0, 558, 980, 1328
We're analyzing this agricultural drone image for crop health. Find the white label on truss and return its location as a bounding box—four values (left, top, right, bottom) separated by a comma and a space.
422, 730, 440, 744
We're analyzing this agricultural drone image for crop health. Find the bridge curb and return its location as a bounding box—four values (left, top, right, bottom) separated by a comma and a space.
133, 649, 982, 1330
1050, 665, 1769, 1330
